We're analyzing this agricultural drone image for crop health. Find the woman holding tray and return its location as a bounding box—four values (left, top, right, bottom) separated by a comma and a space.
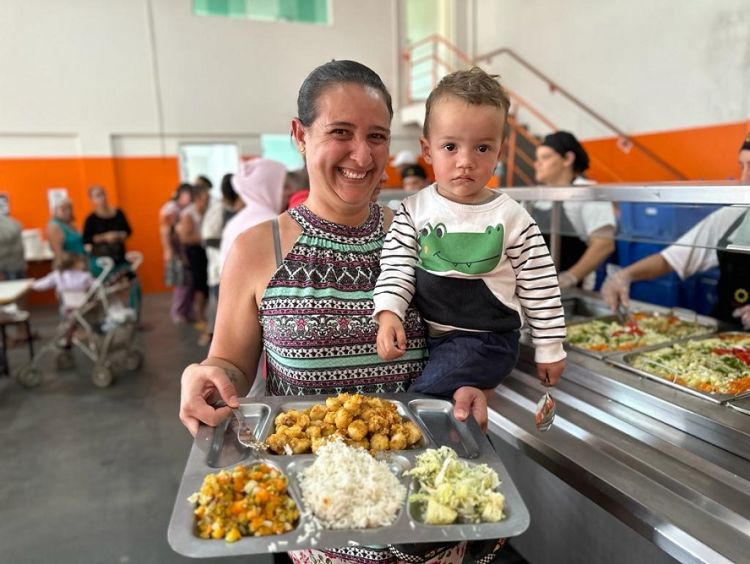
179, 60, 503, 563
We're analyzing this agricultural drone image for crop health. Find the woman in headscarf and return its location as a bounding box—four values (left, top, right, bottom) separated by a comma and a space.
219, 158, 287, 272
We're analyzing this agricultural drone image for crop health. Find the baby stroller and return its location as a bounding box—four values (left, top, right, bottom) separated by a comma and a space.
16, 252, 145, 388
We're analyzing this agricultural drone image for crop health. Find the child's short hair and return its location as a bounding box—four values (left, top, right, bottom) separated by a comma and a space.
54, 252, 85, 271
423, 67, 511, 137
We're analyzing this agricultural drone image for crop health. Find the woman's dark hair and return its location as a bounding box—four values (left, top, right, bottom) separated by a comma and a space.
220, 173, 238, 204
296, 60, 393, 127
195, 175, 213, 189
173, 183, 193, 201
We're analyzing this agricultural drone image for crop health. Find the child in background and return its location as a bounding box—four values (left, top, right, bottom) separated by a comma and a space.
32, 253, 94, 312
373, 67, 566, 398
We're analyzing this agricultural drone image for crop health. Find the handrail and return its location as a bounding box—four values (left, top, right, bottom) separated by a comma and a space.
402, 35, 688, 182
474, 46, 687, 180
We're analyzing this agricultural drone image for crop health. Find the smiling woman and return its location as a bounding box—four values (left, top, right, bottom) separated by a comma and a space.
179, 60, 495, 564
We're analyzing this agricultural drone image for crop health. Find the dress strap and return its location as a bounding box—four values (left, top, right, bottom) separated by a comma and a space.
271, 218, 283, 267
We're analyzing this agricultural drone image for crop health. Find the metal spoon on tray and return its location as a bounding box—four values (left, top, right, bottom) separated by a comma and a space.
535, 375, 556, 432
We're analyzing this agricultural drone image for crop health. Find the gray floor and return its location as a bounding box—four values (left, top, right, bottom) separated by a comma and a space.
0, 293, 526, 564
0, 293, 267, 564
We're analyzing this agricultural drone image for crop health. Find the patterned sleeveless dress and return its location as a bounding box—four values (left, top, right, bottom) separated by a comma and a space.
257, 204, 504, 563
259, 203, 426, 396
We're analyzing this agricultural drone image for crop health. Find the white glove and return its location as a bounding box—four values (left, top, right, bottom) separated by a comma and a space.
557, 270, 579, 289
732, 304, 750, 329
601, 270, 632, 311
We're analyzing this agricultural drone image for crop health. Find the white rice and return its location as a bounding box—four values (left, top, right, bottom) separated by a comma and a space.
298, 440, 406, 529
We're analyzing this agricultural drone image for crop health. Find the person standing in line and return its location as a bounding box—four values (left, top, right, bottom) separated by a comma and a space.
177, 182, 211, 330
218, 158, 287, 272
47, 198, 85, 260
160, 183, 194, 324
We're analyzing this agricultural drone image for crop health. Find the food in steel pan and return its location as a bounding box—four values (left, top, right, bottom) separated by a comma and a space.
298, 439, 406, 529
188, 463, 299, 542
567, 312, 708, 353
265, 393, 422, 454
406, 446, 505, 525
629, 333, 750, 395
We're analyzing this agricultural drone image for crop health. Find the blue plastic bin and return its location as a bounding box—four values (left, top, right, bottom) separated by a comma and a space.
618, 203, 721, 243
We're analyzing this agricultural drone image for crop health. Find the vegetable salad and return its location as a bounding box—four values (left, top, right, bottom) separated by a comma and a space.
630, 333, 750, 396
189, 463, 299, 542
406, 446, 505, 525
568, 312, 709, 353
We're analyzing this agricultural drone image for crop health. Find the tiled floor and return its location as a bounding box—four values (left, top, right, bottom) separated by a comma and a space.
0, 293, 526, 564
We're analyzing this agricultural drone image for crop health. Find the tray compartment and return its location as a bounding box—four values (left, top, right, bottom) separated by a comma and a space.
263, 398, 433, 454
408, 398, 480, 459
566, 310, 717, 360
285, 453, 412, 531
606, 332, 750, 404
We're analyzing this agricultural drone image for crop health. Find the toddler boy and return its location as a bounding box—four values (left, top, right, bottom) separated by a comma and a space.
373, 67, 566, 397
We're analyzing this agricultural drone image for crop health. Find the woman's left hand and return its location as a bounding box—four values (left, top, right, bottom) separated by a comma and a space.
453, 386, 489, 432
733, 304, 750, 329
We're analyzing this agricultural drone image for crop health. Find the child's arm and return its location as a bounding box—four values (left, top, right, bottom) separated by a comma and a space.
373, 203, 421, 348
376, 310, 407, 360
508, 213, 567, 384
31, 272, 57, 292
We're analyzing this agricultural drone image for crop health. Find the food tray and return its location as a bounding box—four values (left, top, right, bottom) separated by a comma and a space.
606, 332, 750, 404
565, 310, 717, 360
168, 394, 530, 558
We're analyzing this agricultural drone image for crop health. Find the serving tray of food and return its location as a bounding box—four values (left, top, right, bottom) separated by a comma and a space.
606, 332, 750, 403
168, 393, 530, 558
565, 310, 717, 359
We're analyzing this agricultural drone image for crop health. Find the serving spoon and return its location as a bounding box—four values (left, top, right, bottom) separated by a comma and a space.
535, 375, 556, 432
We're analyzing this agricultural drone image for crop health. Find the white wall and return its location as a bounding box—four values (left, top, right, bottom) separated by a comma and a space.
474, 0, 750, 138
0, 0, 420, 157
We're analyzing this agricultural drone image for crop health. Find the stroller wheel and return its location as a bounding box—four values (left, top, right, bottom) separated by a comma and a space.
123, 350, 144, 372
91, 365, 114, 388
16, 365, 42, 388
56, 350, 76, 371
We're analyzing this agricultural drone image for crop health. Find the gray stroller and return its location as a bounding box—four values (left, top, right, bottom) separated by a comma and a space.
16, 252, 144, 388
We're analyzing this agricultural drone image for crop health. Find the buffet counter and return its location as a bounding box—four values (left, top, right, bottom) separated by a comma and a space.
489, 296, 750, 564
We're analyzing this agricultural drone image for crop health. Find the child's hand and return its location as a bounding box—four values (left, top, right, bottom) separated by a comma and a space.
376, 311, 406, 361
537, 359, 565, 386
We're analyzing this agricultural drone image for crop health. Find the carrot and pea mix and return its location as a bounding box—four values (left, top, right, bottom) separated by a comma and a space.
189, 463, 300, 542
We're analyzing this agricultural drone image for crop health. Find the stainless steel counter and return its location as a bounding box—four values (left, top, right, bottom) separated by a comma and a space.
488, 345, 750, 563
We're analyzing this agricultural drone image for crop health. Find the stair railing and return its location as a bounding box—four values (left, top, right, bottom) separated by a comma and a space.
402, 34, 686, 184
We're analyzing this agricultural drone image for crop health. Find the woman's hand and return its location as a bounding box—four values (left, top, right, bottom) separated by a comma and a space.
179, 363, 241, 436
733, 304, 750, 329
453, 386, 489, 432
537, 359, 565, 386
376, 311, 406, 360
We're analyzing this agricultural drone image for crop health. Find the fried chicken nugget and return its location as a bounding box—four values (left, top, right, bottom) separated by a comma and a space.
306, 424, 322, 439
265, 432, 290, 454
309, 404, 327, 421
334, 408, 353, 430
369, 433, 390, 452
274, 410, 299, 428
342, 394, 363, 414
367, 414, 387, 434
390, 432, 407, 451
290, 438, 311, 454
403, 421, 422, 446
347, 420, 368, 441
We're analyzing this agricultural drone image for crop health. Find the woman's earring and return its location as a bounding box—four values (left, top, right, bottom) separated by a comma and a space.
299, 145, 305, 154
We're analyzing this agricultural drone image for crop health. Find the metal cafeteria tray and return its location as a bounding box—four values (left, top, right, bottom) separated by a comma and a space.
565, 309, 718, 360
168, 393, 530, 558
606, 332, 750, 404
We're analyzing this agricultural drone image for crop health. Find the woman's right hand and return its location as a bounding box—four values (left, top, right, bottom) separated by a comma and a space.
179, 363, 240, 436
